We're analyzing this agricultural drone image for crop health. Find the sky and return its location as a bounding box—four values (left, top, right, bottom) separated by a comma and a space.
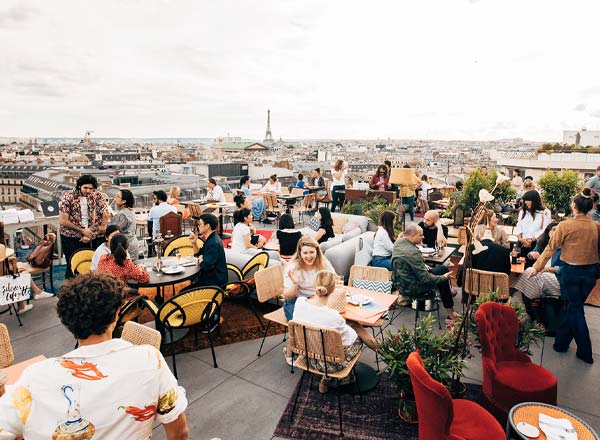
1, 0, 599, 141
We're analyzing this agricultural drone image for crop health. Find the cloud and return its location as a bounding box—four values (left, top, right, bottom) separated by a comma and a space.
13, 80, 65, 97
0, 3, 37, 26
574, 103, 587, 111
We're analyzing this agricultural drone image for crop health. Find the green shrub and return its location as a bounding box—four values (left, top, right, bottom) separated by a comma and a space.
455, 169, 516, 213
537, 170, 581, 216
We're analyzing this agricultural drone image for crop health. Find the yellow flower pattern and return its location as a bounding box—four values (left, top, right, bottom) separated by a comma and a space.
11, 386, 32, 424
157, 388, 177, 415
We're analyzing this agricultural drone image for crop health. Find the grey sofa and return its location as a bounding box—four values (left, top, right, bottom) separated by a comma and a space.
323, 231, 376, 281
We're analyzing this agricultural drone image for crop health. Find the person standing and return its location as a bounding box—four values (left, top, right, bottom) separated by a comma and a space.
511, 170, 524, 191
586, 165, 600, 194
369, 165, 390, 191
399, 164, 420, 222
109, 189, 140, 259
59, 174, 108, 278
147, 190, 177, 239
529, 188, 600, 364
330, 159, 347, 212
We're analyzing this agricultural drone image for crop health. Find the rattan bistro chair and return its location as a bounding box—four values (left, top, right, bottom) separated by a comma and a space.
0, 323, 14, 368
69, 249, 94, 276
463, 268, 510, 300
17, 233, 56, 293
163, 235, 204, 257
288, 321, 363, 437
291, 193, 316, 226
142, 286, 224, 378
255, 263, 286, 356
121, 321, 162, 349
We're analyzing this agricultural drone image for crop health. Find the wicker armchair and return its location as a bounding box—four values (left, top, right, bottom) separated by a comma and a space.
121, 321, 162, 349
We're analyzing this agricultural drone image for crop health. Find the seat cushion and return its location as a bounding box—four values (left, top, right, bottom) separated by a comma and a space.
492, 361, 557, 408
451, 399, 505, 439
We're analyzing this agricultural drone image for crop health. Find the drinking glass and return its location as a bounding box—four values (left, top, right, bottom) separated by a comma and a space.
175, 249, 181, 265
336, 275, 344, 286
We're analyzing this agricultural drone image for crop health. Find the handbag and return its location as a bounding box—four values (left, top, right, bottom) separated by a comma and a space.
26, 235, 55, 268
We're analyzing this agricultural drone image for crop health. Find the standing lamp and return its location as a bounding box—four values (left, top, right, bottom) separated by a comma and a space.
389, 168, 417, 230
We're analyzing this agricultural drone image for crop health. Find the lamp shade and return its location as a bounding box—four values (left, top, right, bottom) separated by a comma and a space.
389, 168, 416, 186
478, 189, 495, 202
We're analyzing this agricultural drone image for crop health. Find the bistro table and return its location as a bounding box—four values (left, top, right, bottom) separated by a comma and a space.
277, 194, 304, 213
507, 401, 599, 439
204, 202, 236, 238
422, 246, 455, 266
128, 256, 201, 304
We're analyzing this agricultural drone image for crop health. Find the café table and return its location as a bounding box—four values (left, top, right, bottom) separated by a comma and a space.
277, 194, 304, 213
422, 246, 455, 266
507, 401, 599, 439
4, 355, 47, 385
204, 202, 236, 238
128, 256, 201, 304
337, 286, 398, 392
511, 258, 525, 274
431, 199, 451, 209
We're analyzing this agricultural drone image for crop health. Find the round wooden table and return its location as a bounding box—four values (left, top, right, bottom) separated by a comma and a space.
129, 256, 201, 304
507, 402, 599, 439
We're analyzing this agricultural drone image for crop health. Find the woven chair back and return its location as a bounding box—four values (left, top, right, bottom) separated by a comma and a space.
164, 235, 203, 257
255, 263, 284, 303
288, 321, 346, 363
121, 321, 162, 349
0, 323, 14, 368
158, 287, 223, 328
348, 265, 390, 286
241, 251, 270, 277
463, 268, 510, 299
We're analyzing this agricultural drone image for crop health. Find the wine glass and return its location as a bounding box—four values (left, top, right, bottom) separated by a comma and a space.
175, 249, 181, 265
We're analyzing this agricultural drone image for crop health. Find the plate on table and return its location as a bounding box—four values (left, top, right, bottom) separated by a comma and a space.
347, 294, 372, 306
419, 247, 436, 254
161, 265, 185, 275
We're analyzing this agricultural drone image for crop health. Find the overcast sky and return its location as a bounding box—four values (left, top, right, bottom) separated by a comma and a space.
1, 0, 599, 141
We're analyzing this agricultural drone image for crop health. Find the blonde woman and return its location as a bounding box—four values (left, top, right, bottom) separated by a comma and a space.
290, 270, 377, 393
330, 159, 347, 212
283, 236, 335, 320
167, 185, 189, 219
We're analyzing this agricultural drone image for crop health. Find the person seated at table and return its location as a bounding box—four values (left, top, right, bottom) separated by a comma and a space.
293, 173, 306, 189
277, 213, 302, 258
148, 190, 177, 238
372, 211, 396, 271
206, 178, 226, 203
231, 208, 268, 253
515, 190, 552, 268
369, 165, 390, 191
0, 272, 189, 439
240, 175, 267, 224
167, 185, 190, 220
189, 213, 228, 287
289, 270, 378, 393
418, 210, 448, 249
392, 223, 456, 322
456, 227, 511, 287
514, 223, 562, 311
97, 233, 149, 284
314, 207, 335, 244
91, 225, 121, 271
308, 168, 325, 189
262, 174, 282, 194
474, 209, 509, 248
283, 236, 336, 321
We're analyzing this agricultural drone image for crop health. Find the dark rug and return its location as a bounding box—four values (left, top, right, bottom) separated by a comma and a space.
163, 299, 286, 355
274, 374, 483, 440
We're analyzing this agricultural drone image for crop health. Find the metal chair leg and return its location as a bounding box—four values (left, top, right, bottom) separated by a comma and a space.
169, 328, 177, 379
257, 321, 271, 356
337, 391, 344, 437
207, 329, 218, 368
290, 370, 306, 423
247, 296, 265, 329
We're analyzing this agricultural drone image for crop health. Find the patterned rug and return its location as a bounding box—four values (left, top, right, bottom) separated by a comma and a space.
221, 229, 274, 249
274, 373, 484, 440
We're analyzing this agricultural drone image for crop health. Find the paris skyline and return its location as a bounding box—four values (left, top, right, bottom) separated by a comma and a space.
1, 0, 599, 142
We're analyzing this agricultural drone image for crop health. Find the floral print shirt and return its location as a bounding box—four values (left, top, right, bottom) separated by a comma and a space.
0, 339, 187, 440
59, 190, 107, 239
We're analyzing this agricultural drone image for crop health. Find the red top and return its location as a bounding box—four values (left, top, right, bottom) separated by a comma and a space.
97, 254, 150, 284
369, 174, 390, 191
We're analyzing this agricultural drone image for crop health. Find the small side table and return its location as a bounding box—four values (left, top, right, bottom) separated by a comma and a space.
507, 401, 599, 440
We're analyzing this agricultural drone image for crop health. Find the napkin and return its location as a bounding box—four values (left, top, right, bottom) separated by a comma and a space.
539, 413, 578, 440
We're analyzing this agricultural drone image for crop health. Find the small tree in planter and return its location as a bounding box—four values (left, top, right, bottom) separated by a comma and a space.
455, 169, 516, 215
341, 196, 402, 234
537, 170, 581, 217
377, 316, 465, 423
449, 289, 546, 356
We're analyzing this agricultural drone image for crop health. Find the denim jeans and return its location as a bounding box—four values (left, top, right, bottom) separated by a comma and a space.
331, 185, 345, 212
371, 255, 392, 271
554, 263, 597, 361
401, 196, 415, 221
283, 297, 297, 321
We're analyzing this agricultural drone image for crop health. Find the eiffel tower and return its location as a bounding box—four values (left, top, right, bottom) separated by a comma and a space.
263, 109, 274, 143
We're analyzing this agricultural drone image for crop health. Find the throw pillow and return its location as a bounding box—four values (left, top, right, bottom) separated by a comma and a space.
343, 221, 360, 234
308, 215, 320, 231
352, 279, 392, 294
333, 217, 349, 234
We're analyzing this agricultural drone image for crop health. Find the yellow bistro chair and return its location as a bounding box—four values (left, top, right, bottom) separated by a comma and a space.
163, 235, 204, 257
69, 249, 95, 276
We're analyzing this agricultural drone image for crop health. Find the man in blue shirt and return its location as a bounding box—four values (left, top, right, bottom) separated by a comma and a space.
189, 213, 227, 287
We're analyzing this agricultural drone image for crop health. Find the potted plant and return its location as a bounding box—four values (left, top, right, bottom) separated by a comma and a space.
377, 316, 466, 423
450, 289, 546, 356
454, 169, 516, 215
537, 169, 581, 217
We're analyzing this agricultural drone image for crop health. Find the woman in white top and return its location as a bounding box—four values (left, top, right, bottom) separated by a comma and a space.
230, 208, 279, 261
515, 190, 552, 267
262, 174, 282, 193
283, 236, 336, 320
289, 270, 378, 393
330, 159, 347, 212
371, 210, 396, 270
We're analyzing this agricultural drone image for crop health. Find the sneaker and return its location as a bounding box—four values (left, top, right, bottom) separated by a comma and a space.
34, 291, 54, 300
17, 304, 34, 315
283, 346, 294, 366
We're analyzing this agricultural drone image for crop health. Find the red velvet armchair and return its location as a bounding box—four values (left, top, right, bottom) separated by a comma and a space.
406, 351, 505, 440
475, 302, 557, 422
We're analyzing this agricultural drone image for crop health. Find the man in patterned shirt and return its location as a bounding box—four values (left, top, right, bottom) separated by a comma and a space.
59, 175, 108, 278
0, 273, 189, 440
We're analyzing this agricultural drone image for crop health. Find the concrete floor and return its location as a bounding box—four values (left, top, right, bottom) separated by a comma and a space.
3, 294, 600, 440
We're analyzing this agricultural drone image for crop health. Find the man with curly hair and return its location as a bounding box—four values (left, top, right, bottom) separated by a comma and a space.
0, 273, 189, 439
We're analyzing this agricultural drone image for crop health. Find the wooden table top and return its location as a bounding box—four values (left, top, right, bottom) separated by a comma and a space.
422, 247, 455, 265
5, 355, 47, 385
342, 286, 397, 326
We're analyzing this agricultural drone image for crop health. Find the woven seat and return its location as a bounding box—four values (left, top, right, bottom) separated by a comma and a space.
291, 193, 315, 226
163, 235, 203, 257
262, 307, 288, 327
69, 249, 94, 276
121, 321, 162, 349
0, 323, 14, 368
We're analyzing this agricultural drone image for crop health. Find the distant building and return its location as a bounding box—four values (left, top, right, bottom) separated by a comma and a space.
221, 142, 269, 153
563, 129, 600, 147
0, 164, 48, 207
